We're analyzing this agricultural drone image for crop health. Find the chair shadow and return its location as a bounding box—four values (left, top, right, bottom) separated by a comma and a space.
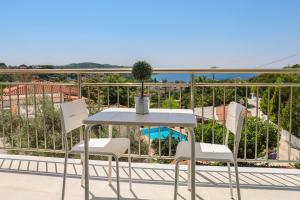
1, 156, 300, 196
89, 184, 149, 200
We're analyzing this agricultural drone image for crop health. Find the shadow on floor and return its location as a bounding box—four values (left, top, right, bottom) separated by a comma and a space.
0, 156, 300, 193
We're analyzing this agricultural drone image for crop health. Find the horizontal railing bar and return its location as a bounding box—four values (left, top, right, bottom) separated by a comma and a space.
83, 82, 300, 87
1, 68, 300, 74
236, 159, 300, 163
0, 82, 76, 86
1, 147, 299, 163
81, 82, 189, 87
195, 83, 300, 87
2, 82, 300, 87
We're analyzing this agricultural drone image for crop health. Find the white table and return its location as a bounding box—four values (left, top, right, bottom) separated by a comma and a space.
82, 108, 197, 200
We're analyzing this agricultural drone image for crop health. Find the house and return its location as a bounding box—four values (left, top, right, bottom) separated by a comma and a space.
194, 104, 252, 124
1, 81, 79, 117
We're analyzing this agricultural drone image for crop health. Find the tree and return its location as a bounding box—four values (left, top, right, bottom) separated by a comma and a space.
132, 61, 152, 98
281, 94, 300, 137
0, 63, 13, 82
0, 63, 7, 68
253, 64, 300, 137
161, 97, 180, 109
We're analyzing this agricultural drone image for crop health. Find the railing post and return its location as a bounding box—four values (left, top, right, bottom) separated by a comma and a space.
1, 85, 5, 145
77, 73, 82, 98
168, 86, 171, 108
179, 86, 182, 108
255, 87, 259, 159
190, 74, 195, 112
266, 87, 270, 160
77, 73, 84, 148
127, 87, 130, 107
244, 86, 248, 159
212, 85, 215, 144
288, 87, 293, 161
9, 86, 13, 147
188, 74, 195, 198
201, 86, 204, 142
158, 87, 161, 108
277, 87, 281, 160
117, 86, 120, 106
42, 85, 46, 149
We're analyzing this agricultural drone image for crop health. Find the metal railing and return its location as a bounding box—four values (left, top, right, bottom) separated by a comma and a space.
0, 68, 300, 164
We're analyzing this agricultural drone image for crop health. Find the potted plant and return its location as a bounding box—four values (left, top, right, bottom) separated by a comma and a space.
132, 61, 152, 114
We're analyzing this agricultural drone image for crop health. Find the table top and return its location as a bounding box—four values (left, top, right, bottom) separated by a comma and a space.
83, 108, 197, 127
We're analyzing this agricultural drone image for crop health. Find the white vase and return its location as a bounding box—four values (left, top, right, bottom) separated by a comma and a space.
135, 96, 150, 114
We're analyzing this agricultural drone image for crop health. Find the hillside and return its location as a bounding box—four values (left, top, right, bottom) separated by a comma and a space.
0, 62, 126, 69
248, 64, 300, 83
58, 62, 126, 69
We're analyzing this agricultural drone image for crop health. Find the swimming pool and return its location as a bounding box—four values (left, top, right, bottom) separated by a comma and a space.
142, 127, 187, 141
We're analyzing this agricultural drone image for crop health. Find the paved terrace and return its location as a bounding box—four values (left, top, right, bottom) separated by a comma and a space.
0, 154, 299, 200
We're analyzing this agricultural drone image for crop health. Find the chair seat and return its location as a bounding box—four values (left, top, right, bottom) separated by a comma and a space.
71, 138, 130, 158
175, 141, 234, 162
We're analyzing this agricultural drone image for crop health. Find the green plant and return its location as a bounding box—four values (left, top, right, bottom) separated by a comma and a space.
132, 61, 152, 98
161, 97, 180, 109
151, 135, 180, 156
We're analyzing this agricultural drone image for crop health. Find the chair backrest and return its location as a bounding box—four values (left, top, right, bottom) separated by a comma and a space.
60, 99, 89, 134
225, 101, 246, 144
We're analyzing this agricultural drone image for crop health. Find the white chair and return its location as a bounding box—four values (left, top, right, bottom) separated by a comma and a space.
60, 99, 132, 200
174, 102, 245, 200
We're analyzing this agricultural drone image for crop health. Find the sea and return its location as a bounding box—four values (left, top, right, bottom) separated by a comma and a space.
152, 73, 255, 82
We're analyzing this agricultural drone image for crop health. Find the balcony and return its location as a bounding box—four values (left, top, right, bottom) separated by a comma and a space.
1, 154, 300, 200
0, 68, 300, 199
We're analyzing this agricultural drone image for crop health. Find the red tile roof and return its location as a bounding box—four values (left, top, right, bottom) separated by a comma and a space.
3, 81, 78, 96
216, 105, 228, 122
216, 105, 251, 123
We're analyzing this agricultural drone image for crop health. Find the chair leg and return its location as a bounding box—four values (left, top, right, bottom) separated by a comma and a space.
114, 156, 120, 200
174, 160, 180, 200
234, 159, 241, 200
187, 159, 191, 190
81, 153, 85, 187
108, 125, 113, 185
108, 156, 112, 185
227, 162, 233, 199
128, 145, 132, 190
62, 145, 68, 200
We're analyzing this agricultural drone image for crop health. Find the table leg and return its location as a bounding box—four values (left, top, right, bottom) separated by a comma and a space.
84, 125, 92, 200
108, 125, 112, 185
188, 127, 196, 200
188, 160, 192, 190
188, 130, 191, 190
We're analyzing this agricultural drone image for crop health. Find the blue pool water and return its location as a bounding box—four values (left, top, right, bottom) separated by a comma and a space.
142, 127, 187, 141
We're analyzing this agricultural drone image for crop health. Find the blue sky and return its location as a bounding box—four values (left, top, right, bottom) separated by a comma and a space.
0, 0, 300, 68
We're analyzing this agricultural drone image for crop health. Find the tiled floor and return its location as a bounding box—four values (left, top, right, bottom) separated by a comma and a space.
0, 154, 299, 200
